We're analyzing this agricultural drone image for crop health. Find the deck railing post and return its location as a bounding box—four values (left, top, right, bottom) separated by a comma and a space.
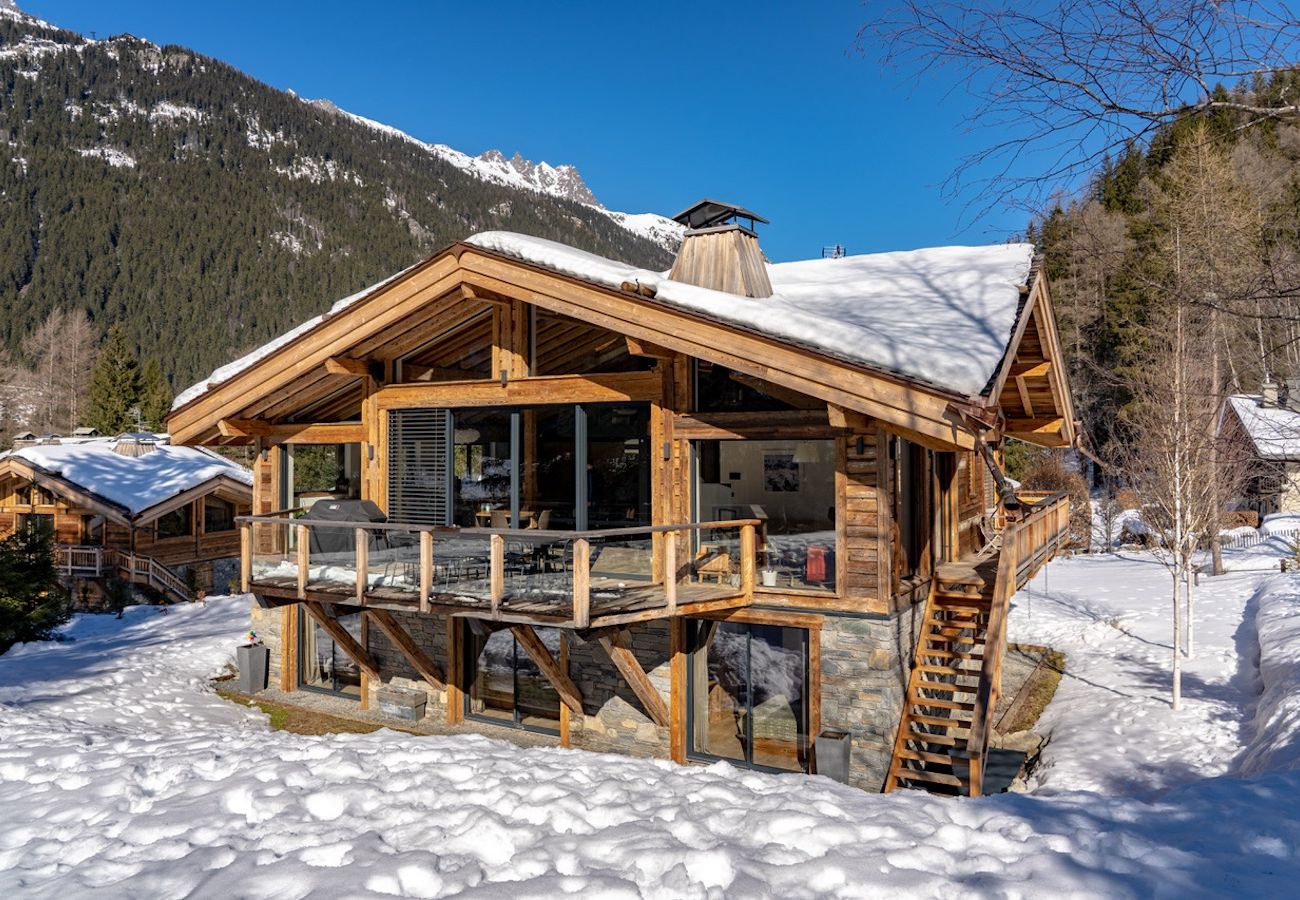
572, 538, 591, 628
490, 533, 504, 619
296, 523, 309, 599
664, 530, 677, 616
419, 531, 433, 614
240, 523, 252, 593
739, 522, 756, 600
355, 527, 368, 604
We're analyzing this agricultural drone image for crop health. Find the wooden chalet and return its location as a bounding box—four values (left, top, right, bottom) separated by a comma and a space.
0, 433, 253, 601
167, 201, 1077, 794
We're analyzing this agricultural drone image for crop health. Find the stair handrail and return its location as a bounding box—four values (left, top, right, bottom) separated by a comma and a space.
965, 523, 1020, 797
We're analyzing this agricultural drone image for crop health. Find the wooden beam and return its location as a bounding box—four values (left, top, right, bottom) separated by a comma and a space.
728, 372, 822, 410
625, 336, 674, 358
1008, 360, 1052, 379
1015, 375, 1035, 418
510, 624, 583, 715
1003, 416, 1065, 434
218, 419, 364, 445
572, 538, 590, 628
669, 619, 686, 763
827, 404, 870, 431
367, 608, 445, 688
672, 409, 834, 440
597, 631, 670, 727
324, 356, 373, 378
302, 601, 380, 679
446, 617, 464, 724
375, 371, 662, 412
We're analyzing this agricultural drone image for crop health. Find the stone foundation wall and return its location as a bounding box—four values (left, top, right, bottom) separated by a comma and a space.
818, 605, 924, 791
241, 599, 925, 792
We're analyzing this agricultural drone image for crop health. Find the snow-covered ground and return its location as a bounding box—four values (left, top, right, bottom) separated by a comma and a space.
4, 542, 1300, 897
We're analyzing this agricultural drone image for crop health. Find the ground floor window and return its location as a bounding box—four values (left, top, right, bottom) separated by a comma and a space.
687, 620, 809, 772
299, 610, 364, 699
18, 513, 54, 537
466, 626, 561, 733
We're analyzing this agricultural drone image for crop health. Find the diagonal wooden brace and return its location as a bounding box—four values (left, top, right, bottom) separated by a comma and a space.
598, 630, 670, 728
302, 601, 380, 680
368, 608, 445, 689
510, 625, 583, 716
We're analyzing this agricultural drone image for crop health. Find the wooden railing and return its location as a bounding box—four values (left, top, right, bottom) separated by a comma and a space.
54, 545, 191, 601
966, 491, 1070, 796
237, 515, 760, 627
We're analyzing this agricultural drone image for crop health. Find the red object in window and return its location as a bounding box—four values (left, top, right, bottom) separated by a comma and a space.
805, 545, 828, 583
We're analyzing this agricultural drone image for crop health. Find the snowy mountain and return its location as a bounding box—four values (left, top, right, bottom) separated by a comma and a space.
0, 5, 679, 387
307, 99, 682, 250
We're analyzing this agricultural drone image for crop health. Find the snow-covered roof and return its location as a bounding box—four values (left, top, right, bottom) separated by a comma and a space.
1227, 395, 1300, 460
1, 434, 252, 517
466, 233, 1034, 397
173, 232, 1035, 413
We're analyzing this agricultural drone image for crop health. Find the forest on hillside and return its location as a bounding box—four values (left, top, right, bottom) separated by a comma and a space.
0, 12, 670, 426
1035, 72, 1300, 458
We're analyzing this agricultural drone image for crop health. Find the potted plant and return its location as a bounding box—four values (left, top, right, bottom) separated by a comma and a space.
236, 629, 269, 695
760, 545, 779, 587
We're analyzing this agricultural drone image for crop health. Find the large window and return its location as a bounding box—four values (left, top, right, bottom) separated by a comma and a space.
688, 620, 809, 772
694, 438, 837, 592
156, 505, 192, 540
891, 436, 930, 580
284, 443, 362, 512
466, 627, 561, 732
204, 496, 236, 533
300, 610, 365, 698
18, 513, 54, 537
390, 403, 651, 531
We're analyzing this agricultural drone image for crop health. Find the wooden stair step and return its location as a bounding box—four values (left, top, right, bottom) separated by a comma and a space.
910, 681, 977, 696
904, 729, 967, 748
918, 648, 985, 661
895, 747, 960, 766
889, 767, 966, 788
908, 692, 976, 710
907, 712, 973, 728
917, 663, 980, 677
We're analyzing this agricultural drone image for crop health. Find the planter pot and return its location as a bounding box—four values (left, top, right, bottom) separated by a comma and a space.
760, 569, 779, 587
237, 643, 269, 695
815, 729, 852, 784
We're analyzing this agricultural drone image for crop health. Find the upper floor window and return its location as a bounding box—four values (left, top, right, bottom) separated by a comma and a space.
204, 496, 236, 533
156, 506, 193, 540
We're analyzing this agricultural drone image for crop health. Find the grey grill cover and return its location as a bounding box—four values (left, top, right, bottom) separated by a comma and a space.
302, 499, 387, 554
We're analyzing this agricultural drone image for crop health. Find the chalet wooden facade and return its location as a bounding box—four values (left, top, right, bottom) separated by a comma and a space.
0, 433, 253, 601
167, 204, 1077, 794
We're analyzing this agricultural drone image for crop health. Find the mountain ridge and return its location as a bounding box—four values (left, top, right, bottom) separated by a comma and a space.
0, 6, 679, 389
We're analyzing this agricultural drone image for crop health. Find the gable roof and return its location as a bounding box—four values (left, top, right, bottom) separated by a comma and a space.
0, 435, 252, 522
1226, 395, 1300, 460
167, 231, 1072, 451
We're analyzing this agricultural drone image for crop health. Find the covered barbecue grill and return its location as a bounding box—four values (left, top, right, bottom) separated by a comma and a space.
301, 499, 389, 554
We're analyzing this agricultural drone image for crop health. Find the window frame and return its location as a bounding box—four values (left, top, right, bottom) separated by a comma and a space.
463, 627, 562, 735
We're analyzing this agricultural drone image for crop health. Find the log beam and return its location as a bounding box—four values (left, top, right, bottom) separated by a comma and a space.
597, 630, 669, 727
510, 624, 583, 715
218, 419, 364, 445
324, 356, 375, 378
302, 601, 380, 680
367, 608, 445, 688
625, 336, 674, 358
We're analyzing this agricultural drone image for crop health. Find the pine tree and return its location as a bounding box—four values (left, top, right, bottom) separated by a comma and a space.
138, 356, 173, 431
0, 524, 69, 653
84, 324, 143, 434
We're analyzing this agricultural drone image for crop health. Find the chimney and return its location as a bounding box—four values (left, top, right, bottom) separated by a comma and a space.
1262, 380, 1280, 407
113, 432, 158, 457
668, 199, 773, 298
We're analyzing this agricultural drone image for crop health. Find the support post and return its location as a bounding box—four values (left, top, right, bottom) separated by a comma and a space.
664, 531, 677, 616
355, 527, 368, 604
446, 616, 464, 725
740, 522, 756, 599
419, 530, 433, 614
669, 618, 687, 763
489, 533, 504, 619
296, 524, 309, 599
572, 538, 591, 628
240, 523, 251, 593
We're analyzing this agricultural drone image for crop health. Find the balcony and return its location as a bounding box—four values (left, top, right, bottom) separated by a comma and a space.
237, 515, 761, 629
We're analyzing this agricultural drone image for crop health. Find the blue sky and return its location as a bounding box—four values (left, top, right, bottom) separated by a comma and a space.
25, 1, 1037, 261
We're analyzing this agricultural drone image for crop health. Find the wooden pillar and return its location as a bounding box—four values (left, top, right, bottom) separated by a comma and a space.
446, 616, 464, 725
669, 618, 687, 764
559, 633, 571, 747
572, 538, 591, 628
280, 603, 298, 692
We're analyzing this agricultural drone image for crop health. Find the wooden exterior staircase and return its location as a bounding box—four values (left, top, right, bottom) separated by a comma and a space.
884, 492, 1070, 797
56, 545, 192, 604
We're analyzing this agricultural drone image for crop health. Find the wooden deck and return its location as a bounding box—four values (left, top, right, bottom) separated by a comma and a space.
251, 575, 749, 628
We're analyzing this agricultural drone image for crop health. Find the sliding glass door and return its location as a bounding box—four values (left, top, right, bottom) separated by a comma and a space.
466, 627, 562, 732
688, 620, 809, 772
299, 610, 365, 699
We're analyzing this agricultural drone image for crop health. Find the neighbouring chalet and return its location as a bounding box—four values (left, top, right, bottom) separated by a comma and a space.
166, 201, 1078, 795
1223, 385, 1300, 516
0, 432, 253, 601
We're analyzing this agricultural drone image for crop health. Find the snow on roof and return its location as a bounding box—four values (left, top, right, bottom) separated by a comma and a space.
173, 232, 1035, 414
466, 232, 1034, 397
2, 435, 252, 516
1228, 395, 1300, 460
